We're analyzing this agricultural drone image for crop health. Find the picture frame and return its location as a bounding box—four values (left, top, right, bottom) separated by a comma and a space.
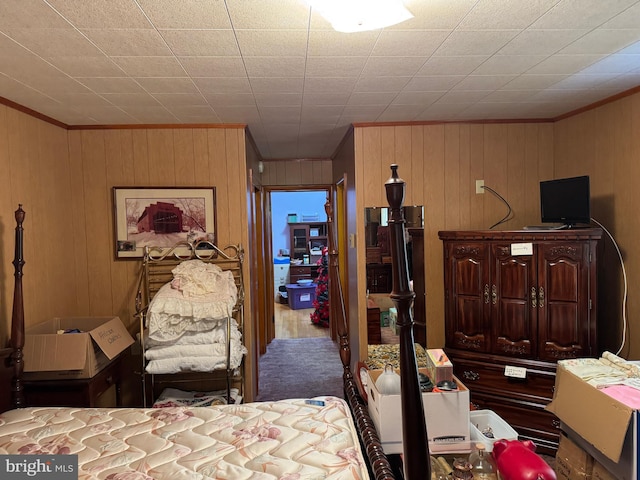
113, 186, 216, 259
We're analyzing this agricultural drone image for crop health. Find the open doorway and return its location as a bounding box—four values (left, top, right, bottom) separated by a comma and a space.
270, 188, 331, 340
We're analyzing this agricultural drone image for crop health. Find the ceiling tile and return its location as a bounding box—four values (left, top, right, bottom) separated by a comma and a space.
235, 30, 308, 57
472, 55, 548, 75
499, 30, 589, 55
417, 56, 490, 75
436, 90, 491, 104
377, 104, 429, 121
307, 30, 379, 56
3, 28, 103, 57
160, 30, 240, 57
531, 0, 637, 29
559, 29, 640, 54
526, 54, 604, 74
304, 77, 357, 94
457, 0, 559, 29
361, 57, 427, 77
397, 0, 477, 30
244, 57, 306, 77
137, 0, 232, 29
354, 77, 411, 92
48, 0, 152, 28
601, 2, 640, 28
392, 91, 444, 105
111, 56, 186, 77
213, 105, 261, 122
101, 92, 161, 107
254, 93, 303, 107
192, 77, 252, 94
305, 56, 368, 77
452, 75, 517, 90
347, 92, 399, 105
79, 77, 145, 94
178, 57, 247, 77
27, 76, 93, 94
302, 93, 351, 105
203, 93, 256, 107
372, 30, 449, 57
502, 74, 569, 90
0, 0, 70, 28
258, 106, 301, 122
81, 29, 172, 56
46, 56, 125, 77
435, 30, 520, 56
164, 105, 221, 123
403, 75, 464, 91
227, 0, 310, 29
120, 105, 177, 122
153, 93, 207, 106
251, 78, 304, 94
136, 78, 199, 94
580, 54, 640, 74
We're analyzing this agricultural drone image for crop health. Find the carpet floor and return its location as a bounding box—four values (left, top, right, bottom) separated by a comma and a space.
255, 337, 344, 401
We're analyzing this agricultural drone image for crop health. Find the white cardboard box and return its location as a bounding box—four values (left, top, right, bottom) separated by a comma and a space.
366, 369, 471, 454
469, 409, 518, 452
546, 362, 640, 480
24, 316, 134, 380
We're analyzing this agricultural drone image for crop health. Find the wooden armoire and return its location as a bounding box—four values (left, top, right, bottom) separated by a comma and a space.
438, 228, 602, 454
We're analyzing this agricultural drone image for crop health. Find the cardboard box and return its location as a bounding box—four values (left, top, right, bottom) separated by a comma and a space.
426, 348, 453, 384
555, 433, 594, 480
593, 461, 617, 480
366, 369, 471, 454
546, 363, 639, 480
24, 316, 134, 380
286, 283, 316, 309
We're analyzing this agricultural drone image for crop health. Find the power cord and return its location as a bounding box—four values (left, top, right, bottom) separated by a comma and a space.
482, 185, 514, 229
591, 217, 627, 356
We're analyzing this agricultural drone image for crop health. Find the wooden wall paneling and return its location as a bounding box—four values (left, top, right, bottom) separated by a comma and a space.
80, 131, 113, 315
483, 124, 508, 230
423, 125, 446, 348
104, 130, 138, 331
469, 124, 485, 230
410, 125, 425, 210
523, 125, 540, 226
506, 124, 526, 229
285, 160, 302, 185
380, 126, 396, 201
444, 124, 461, 230
173, 129, 196, 186
458, 125, 471, 228
538, 124, 554, 185
354, 127, 370, 360
146, 130, 175, 185
67, 131, 91, 315
224, 128, 244, 245
0, 107, 12, 342
300, 159, 314, 185
395, 126, 413, 204
207, 129, 229, 246
193, 129, 211, 187
132, 130, 150, 185
38, 122, 75, 319
362, 127, 382, 207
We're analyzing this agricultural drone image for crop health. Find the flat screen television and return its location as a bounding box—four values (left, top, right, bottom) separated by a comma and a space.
540, 175, 591, 227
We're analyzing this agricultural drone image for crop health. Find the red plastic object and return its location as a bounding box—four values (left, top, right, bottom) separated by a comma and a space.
492, 439, 557, 480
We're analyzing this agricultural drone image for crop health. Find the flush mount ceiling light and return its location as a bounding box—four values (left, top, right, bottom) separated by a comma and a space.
306, 0, 413, 33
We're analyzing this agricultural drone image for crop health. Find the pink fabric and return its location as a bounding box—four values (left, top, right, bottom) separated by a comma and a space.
600, 384, 640, 409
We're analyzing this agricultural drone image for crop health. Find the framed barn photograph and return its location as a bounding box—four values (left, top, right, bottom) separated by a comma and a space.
113, 186, 216, 259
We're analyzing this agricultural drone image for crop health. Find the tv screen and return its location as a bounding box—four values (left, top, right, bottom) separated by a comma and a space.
540, 175, 590, 226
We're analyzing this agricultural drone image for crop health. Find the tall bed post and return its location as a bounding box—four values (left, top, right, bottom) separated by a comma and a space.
11, 205, 26, 409
325, 199, 396, 480
385, 165, 430, 479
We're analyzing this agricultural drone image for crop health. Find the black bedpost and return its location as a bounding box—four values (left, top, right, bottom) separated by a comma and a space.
11, 205, 26, 409
385, 165, 430, 480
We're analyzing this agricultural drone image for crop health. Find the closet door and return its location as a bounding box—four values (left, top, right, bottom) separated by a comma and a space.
444, 241, 491, 352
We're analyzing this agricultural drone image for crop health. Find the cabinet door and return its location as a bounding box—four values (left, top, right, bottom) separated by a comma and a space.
444, 242, 491, 352
491, 243, 537, 357
536, 241, 593, 361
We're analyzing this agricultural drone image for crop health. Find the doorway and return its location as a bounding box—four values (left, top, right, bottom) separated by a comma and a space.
269, 188, 331, 340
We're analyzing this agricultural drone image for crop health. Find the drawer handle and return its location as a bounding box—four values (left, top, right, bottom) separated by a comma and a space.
551, 419, 561, 429
463, 370, 480, 381
539, 286, 545, 308
491, 284, 497, 305
531, 287, 537, 308
484, 284, 489, 304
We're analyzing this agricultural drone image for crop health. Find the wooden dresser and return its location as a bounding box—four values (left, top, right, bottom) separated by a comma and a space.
439, 228, 602, 454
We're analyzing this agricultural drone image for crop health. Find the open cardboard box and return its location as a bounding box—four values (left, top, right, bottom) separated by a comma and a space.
547, 362, 639, 480
24, 316, 134, 380
366, 368, 471, 455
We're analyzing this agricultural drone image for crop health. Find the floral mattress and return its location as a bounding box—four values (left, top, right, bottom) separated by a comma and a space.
0, 396, 369, 480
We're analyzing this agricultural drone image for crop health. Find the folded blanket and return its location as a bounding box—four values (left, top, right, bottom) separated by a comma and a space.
145, 339, 245, 361
145, 347, 246, 373
171, 259, 237, 298
144, 321, 241, 348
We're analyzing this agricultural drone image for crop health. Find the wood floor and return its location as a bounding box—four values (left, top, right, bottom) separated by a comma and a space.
274, 302, 330, 339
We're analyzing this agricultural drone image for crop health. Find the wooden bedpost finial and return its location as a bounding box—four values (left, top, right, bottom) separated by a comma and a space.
384, 165, 430, 480
11, 204, 26, 409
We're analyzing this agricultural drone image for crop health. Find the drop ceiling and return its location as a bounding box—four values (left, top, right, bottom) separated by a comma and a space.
1, 0, 640, 160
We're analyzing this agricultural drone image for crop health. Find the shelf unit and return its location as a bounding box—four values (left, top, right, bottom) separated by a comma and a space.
289, 222, 328, 260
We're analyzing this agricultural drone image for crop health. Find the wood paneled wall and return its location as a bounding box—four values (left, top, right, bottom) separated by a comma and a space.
354, 122, 555, 352
0, 110, 256, 399
555, 91, 640, 359
261, 159, 333, 185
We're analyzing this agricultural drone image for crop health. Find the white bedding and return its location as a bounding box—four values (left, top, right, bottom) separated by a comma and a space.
0, 397, 370, 480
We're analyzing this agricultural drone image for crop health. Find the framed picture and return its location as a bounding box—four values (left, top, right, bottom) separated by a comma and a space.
113, 186, 216, 259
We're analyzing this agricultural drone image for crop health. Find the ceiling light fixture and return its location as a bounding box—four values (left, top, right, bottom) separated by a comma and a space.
306, 0, 413, 33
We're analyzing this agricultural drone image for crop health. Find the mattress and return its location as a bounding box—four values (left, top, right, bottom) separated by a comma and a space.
0, 396, 369, 480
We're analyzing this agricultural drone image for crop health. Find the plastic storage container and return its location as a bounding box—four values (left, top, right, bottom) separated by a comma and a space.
469, 410, 518, 452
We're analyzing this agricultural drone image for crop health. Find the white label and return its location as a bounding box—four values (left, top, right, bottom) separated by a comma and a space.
504, 365, 527, 379
511, 243, 533, 256
300, 293, 311, 301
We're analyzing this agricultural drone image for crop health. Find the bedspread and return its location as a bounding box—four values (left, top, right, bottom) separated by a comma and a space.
0, 397, 369, 480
